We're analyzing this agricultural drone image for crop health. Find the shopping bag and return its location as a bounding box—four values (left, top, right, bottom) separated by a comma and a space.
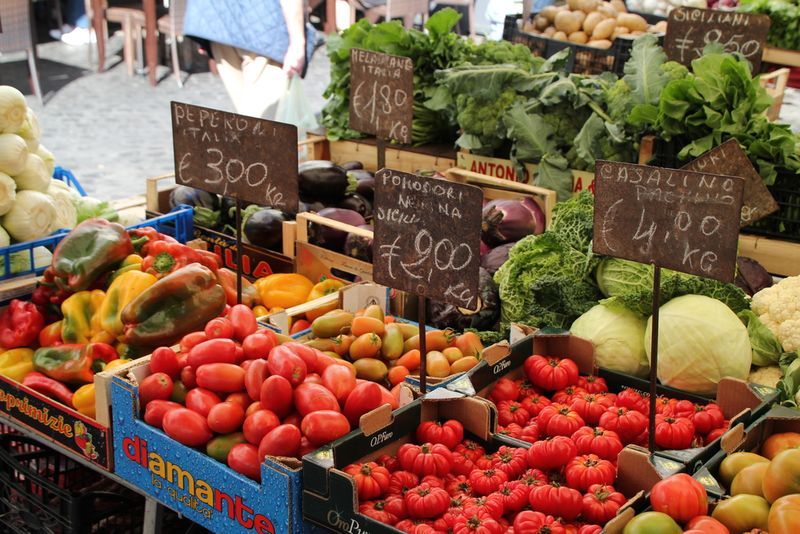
275, 76, 319, 131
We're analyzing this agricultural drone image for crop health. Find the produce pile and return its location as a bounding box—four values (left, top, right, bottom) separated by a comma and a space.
0, 86, 126, 253
740, 0, 800, 51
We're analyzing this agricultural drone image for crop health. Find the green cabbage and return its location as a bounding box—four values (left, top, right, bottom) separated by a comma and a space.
738, 309, 783, 367
645, 295, 751, 395
570, 302, 649, 378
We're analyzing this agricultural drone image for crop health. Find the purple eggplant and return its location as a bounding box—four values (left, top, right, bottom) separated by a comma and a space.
341, 161, 364, 171
355, 175, 375, 202
344, 224, 373, 262
481, 197, 546, 246
308, 207, 366, 251
338, 193, 372, 218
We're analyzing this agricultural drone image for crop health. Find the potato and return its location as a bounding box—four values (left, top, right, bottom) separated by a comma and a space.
553, 31, 568, 41
543, 26, 556, 37
651, 21, 668, 33
522, 20, 536, 32
534, 14, 550, 31
617, 13, 648, 32
612, 26, 630, 38
630, 30, 645, 36
567, 0, 582, 10
555, 11, 582, 34
573, 11, 587, 27
596, 3, 618, 18
587, 39, 613, 49
577, 0, 599, 13
568, 31, 589, 44
610, 0, 627, 13
541, 5, 559, 22
583, 12, 604, 35
591, 17, 616, 40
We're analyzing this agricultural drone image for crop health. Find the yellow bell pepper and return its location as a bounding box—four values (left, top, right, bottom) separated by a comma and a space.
103, 358, 132, 371
254, 274, 313, 309
108, 254, 143, 283
98, 270, 157, 337
252, 305, 269, 318
0, 348, 34, 382
73, 383, 96, 418
61, 290, 106, 344
305, 278, 347, 322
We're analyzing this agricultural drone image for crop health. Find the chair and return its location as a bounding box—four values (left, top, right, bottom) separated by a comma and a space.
84, 0, 145, 76
348, 0, 429, 28
0, 0, 43, 104
155, 0, 187, 87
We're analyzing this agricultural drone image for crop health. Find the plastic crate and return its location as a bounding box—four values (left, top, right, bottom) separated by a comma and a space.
0, 433, 146, 534
52, 167, 87, 197
0, 205, 194, 281
502, 14, 662, 75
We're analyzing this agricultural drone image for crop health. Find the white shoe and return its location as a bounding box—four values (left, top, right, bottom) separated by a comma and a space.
61, 27, 97, 46
49, 24, 74, 40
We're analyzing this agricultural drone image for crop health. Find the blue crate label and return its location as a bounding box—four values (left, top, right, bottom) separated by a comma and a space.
0, 377, 108, 467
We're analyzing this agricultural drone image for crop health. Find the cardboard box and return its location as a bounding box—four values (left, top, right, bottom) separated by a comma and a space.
450, 333, 777, 491
456, 152, 596, 197
146, 174, 295, 279
692, 405, 800, 497
110, 356, 313, 534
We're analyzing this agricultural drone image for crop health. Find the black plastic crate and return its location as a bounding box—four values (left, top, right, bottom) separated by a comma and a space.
0, 434, 145, 534
502, 14, 662, 75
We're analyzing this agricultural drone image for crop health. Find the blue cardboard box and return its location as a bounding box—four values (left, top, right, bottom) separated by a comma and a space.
110, 357, 311, 534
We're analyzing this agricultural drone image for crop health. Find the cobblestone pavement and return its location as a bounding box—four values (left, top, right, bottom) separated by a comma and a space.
0, 34, 330, 201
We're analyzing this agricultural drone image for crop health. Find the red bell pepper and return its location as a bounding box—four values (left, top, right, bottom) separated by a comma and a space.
39, 321, 63, 347
23, 372, 74, 407
129, 227, 178, 255
141, 241, 220, 277
0, 300, 45, 349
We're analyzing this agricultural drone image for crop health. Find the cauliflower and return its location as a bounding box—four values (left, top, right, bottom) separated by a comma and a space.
751, 276, 800, 352
748, 365, 782, 389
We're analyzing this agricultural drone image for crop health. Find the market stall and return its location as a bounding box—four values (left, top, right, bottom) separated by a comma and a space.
3, 2, 800, 532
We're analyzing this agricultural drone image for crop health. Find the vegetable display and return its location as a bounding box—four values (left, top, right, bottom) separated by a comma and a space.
740, 0, 800, 51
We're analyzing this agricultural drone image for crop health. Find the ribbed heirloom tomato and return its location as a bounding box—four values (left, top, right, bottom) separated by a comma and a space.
453, 513, 503, 534
571, 426, 623, 461
404, 483, 450, 519
599, 406, 648, 444
344, 461, 391, 500
577, 375, 608, 394
462, 494, 504, 520
526, 435, 577, 470
524, 355, 579, 391
564, 454, 616, 491
416, 420, 464, 449
359, 500, 398, 525
513, 510, 566, 534
528, 482, 582, 521
521, 394, 551, 418
468, 468, 508, 496
654, 415, 696, 449
397, 442, 453, 477
489, 377, 520, 403
552, 385, 587, 405
495, 480, 529, 512
536, 403, 585, 437
492, 446, 528, 479
690, 403, 725, 434
570, 393, 615, 425
388, 471, 419, 496
581, 484, 626, 524
497, 400, 531, 427
650, 473, 708, 523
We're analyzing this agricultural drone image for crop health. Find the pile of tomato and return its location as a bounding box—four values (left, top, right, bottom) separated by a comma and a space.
135, 305, 399, 482
490, 355, 729, 452
344, 418, 623, 533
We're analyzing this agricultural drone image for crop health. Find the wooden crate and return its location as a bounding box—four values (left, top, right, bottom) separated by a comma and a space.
444, 167, 558, 229
759, 67, 790, 121
293, 211, 373, 282
764, 46, 800, 68
303, 136, 457, 173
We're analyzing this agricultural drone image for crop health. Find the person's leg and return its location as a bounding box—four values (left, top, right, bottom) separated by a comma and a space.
211, 42, 247, 115
60, 0, 94, 44
237, 52, 289, 120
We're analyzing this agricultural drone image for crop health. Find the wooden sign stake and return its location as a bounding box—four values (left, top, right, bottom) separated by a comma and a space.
418, 295, 428, 394
648, 264, 661, 453
235, 200, 243, 304
377, 138, 386, 172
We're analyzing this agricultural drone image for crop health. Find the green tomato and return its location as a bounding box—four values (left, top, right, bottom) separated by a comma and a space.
622, 512, 682, 534
711, 494, 770, 532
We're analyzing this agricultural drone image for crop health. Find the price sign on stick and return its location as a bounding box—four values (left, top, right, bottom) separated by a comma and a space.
349, 49, 414, 145
373, 169, 483, 308
681, 139, 778, 228
171, 102, 299, 213
664, 7, 770, 71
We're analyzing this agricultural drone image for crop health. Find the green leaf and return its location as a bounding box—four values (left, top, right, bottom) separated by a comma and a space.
535, 153, 573, 202
623, 34, 669, 106
504, 103, 557, 161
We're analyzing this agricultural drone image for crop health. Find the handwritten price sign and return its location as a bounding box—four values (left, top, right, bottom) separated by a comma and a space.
348, 49, 413, 144
373, 170, 482, 308
665, 8, 770, 71
592, 161, 744, 283
171, 102, 299, 212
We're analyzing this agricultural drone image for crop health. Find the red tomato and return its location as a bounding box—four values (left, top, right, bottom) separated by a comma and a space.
225, 391, 251, 409
571, 426, 623, 461
552, 385, 587, 405
139, 372, 174, 406
225, 443, 261, 482
495, 480, 529, 513
243, 409, 280, 445
690, 404, 725, 435
180, 366, 197, 389
227, 304, 257, 340
524, 355, 579, 391
246, 401, 263, 417
564, 454, 616, 491
196, 363, 245, 393
143, 400, 182, 429
519, 423, 540, 444
293, 382, 340, 416
616, 388, 650, 415
455, 440, 486, 463
150, 346, 181, 379
404, 483, 450, 519
343, 461, 391, 500
162, 408, 212, 447
654, 415, 696, 450
513, 511, 566, 534
378, 384, 398, 410
180, 331, 207, 352
416, 420, 464, 449
685, 515, 730, 534
207, 401, 246, 434
665, 399, 696, 419
650, 473, 708, 523
397, 443, 453, 477
322, 364, 357, 404
489, 378, 521, 403
467, 468, 508, 496
462, 494, 505, 520
205, 317, 234, 340
526, 436, 577, 470
492, 445, 529, 479
188, 338, 237, 368
260, 375, 293, 418
283, 412, 302, 428
298, 436, 316, 458
267, 345, 307, 386
528, 482, 582, 521
388, 471, 419, 497
578, 525, 602, 534
244, 359, 269, 401
242, 331, 277, 360
536, 403, 585, 437
497, 401, 531, 427
301, 410, 351, 446
498, 423, 523, 440
598, 407, 649, 444
281, 342, 320, 370
581, 484, 626, 525
289, 320, 311, 336
359, 500, 399, 525
520, 394, 551, 418
304, 373, 323, 385
344, 381, 383, 426
577, 375, 608, 394
453, 513, 503, 534
570, 393, 615, 426
258, 424, 301, 459
313, 354, 338, 375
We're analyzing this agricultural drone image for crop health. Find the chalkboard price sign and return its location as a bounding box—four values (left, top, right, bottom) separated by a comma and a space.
373, 169, 483, 309
664, 7, 770, 71
171, 102, 299, 212
681, 139, 778, 227
592, 161, 744, 283
349, 49, 414, 144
